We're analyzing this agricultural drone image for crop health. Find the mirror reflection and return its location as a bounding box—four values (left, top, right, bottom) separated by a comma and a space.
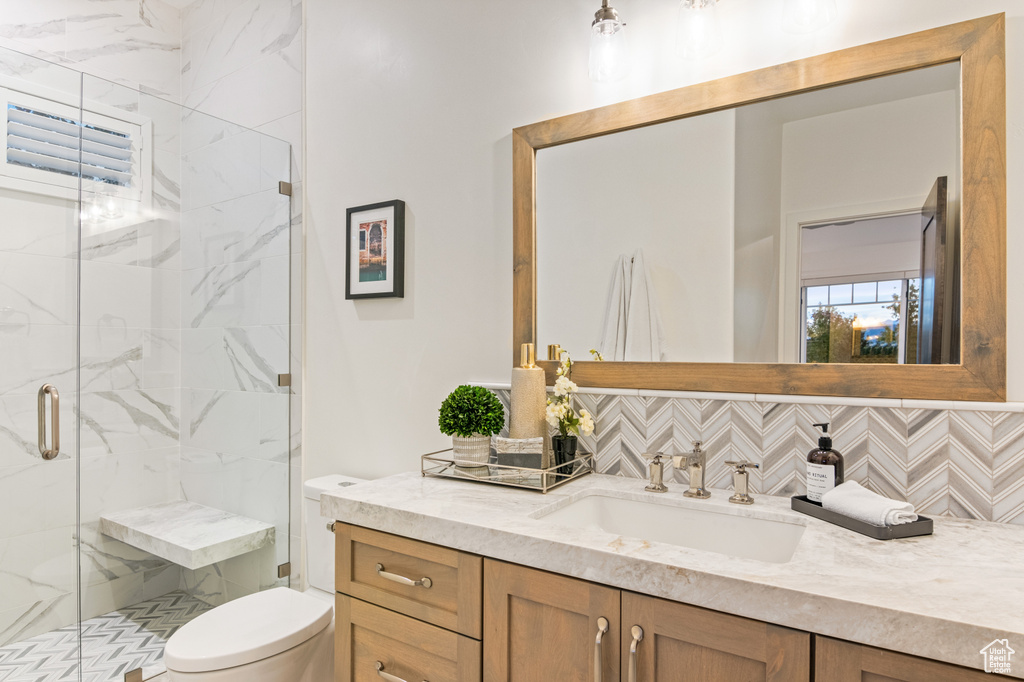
537, 63, 961, 364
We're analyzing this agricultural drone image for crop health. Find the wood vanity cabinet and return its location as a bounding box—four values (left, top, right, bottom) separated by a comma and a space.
815, 636, 1009, 681
333, 524, 1003, 682
483, 559, 809, 682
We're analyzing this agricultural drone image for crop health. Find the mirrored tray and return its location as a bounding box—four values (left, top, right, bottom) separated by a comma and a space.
421, 448, 593, 493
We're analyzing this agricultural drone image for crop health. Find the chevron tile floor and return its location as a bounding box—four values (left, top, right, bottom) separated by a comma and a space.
0, 591, 211, 682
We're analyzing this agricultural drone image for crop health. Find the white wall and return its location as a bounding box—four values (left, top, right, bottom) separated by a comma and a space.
304, 0, 1024, 480
536, 110, 735, 363
734, 105, 784, 362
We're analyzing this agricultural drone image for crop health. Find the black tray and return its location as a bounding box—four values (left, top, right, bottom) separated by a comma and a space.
791, 495, 933, 540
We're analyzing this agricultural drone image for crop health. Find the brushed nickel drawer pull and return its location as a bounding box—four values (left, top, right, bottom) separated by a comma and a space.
628, 625, 644, 682
375, 563, 433, 589
594, 616, 609, 682
376, 660, 427, 682
37, 384, 60, 460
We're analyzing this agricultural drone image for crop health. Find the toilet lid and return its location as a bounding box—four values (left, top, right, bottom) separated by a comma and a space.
164, 587, 333, 672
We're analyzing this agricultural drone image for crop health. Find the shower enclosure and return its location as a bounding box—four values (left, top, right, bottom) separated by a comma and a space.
0, 45, 292, 681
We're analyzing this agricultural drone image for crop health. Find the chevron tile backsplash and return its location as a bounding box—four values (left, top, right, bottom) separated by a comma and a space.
492, 389, 1024, 525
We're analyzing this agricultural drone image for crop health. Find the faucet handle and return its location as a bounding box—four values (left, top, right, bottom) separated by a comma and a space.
725, 461, 759, 505
641, 453, 669, 493
725, 460, 759, 472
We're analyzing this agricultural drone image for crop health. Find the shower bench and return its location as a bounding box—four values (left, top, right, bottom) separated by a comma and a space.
99, 500, 275, 570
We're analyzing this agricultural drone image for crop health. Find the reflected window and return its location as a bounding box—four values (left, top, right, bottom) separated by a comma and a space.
802, 278, 920, 364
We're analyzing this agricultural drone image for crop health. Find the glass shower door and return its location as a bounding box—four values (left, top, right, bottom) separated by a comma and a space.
0, 45, 293, 681
0, 48, 84, 679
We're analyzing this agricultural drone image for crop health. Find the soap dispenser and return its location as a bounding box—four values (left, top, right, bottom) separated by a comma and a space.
806, 422, 844, 504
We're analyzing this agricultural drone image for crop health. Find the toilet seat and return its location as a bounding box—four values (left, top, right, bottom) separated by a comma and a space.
164, 587, 332, 673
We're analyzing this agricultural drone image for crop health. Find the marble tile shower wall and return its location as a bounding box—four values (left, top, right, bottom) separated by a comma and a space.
0, 0, 303, 633
0, 0, 182, 101
493, 389, 1024, 525
180, 0, 304, 592
176, 115, 292, 606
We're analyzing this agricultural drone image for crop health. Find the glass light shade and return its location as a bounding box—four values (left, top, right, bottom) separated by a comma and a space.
782, 0, 837, 33
589, 19, 629, 83
675, 0, 721, 60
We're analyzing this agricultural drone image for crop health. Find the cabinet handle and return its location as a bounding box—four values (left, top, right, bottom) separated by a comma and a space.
375, 563, 433, 589
37, 384, 60, 460
375, 660, 427, 682
627, 625, 644, 682
593, 616, 609, 682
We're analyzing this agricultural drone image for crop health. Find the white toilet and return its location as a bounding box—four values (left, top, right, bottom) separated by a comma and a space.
163, 475, 365, 680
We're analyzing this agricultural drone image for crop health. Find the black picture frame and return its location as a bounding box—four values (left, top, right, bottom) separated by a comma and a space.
345, 199, 405, 299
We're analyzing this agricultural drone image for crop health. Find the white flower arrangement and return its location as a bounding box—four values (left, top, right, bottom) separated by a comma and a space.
546, 351, 596, 438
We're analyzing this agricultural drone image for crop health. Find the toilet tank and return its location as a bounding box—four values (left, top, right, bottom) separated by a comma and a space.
303, 475, 366, 593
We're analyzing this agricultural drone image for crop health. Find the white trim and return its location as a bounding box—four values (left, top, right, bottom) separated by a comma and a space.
902, 399, 957, 411
472, 382, 512, 391
952, 401, 1024, 413
574, 386, 641, 396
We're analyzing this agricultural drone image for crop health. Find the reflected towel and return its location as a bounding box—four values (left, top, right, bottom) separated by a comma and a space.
597, 255, 631, 361
821, 481, 918, 527
624, 249, 664, 362
597, 250, 664, 362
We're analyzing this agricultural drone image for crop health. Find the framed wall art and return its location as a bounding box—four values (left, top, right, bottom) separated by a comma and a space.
345, 199, 406, 299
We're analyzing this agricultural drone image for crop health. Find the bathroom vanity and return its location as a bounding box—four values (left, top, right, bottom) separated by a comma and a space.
325, 473, 1023, 681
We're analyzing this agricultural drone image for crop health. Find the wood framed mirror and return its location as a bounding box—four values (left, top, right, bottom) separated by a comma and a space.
512, 14, 1005, 401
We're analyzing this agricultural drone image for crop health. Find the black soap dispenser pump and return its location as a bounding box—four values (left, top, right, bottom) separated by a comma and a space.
806, 422, 844, 504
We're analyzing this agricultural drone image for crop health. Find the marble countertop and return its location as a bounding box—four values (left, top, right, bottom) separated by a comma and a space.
323, 472, 1024, 677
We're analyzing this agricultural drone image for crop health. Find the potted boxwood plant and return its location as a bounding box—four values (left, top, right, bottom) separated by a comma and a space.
438, 385, 505, 470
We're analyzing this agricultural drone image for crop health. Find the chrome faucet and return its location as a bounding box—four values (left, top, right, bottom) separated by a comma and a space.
673, 441, 711, 499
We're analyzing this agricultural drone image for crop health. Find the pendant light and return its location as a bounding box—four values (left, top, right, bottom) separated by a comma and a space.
782, 0, 837, 33
589, 0, 629, 83
676, 0, 721, 60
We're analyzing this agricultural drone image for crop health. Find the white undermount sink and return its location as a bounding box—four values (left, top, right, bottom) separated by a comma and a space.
534, 492, 806, 564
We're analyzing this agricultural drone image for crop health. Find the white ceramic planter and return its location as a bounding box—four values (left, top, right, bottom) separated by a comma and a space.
452, 434, 491, 468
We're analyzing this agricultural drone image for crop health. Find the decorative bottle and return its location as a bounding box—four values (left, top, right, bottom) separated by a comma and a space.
806, 422, 844, 503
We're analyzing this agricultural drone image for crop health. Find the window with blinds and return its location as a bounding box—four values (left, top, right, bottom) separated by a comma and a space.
0, 83, 149, 204
6, 103, 134, 187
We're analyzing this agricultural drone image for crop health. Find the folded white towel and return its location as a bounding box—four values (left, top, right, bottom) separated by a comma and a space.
821, 481, 918, 527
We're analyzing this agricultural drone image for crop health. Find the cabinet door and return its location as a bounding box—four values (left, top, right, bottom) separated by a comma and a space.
483, 559, 620, 681
621, 592, 809, 682
336, 593, 481, 682
816, 636, 1007, 681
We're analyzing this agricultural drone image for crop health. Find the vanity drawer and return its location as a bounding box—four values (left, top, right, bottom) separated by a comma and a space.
334, 523, 482, 638
336, 594, 481, 682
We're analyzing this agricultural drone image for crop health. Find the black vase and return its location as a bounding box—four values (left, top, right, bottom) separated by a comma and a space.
551, 435, 578, 475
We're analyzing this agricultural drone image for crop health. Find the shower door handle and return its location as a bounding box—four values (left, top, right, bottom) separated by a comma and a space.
37, 384, 60, 460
